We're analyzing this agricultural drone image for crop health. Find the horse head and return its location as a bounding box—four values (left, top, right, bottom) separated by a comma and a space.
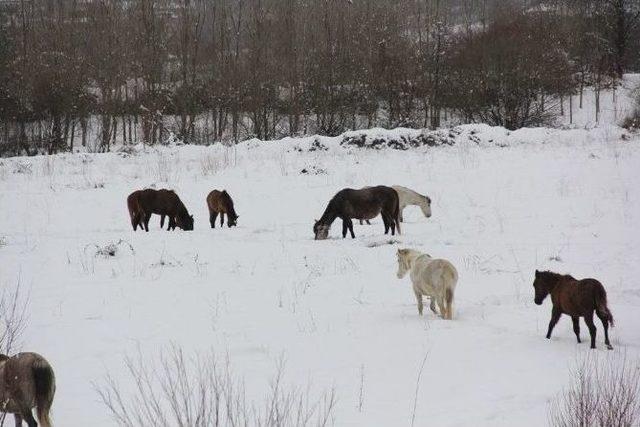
533, 270, 553, 305
176, 214, 194, 231
422, 196, 432, 218
313, 220, 330, 240
396, 249, 411, 279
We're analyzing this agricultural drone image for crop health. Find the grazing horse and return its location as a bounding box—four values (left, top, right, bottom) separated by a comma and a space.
396, 249, 458, 319
533, 270, 614, 349
127, 189, 194, 232
206, 190, 239, 228
392, 185, 432, 222
0, 352, 55, 427
313, 186, 400, 240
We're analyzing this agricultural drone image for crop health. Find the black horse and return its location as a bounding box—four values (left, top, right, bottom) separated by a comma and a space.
313, 186, 400, 240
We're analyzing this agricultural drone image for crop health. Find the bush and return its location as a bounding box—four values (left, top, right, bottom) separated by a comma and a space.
549, 354, 640, 427
96, 347, 337, 427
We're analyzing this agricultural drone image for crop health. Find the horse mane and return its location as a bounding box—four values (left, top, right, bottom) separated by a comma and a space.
318, 197, 339, 225
539, 270, 576, 281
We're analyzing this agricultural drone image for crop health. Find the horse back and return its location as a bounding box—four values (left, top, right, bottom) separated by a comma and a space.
0, 352, 52, 409
335, 186, 398, 218
554, 277, 606, 316
207, 190, 230, 213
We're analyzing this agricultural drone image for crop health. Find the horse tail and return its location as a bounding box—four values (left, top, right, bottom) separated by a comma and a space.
595, 284, 614, 327
444, 265, 457, 320
32, 358, 56, 427
394, 193, 401, 235
445, 287, 454, 320
127, 193, 143, 229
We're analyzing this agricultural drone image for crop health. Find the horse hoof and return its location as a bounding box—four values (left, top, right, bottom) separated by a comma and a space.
607, 345, 613, 350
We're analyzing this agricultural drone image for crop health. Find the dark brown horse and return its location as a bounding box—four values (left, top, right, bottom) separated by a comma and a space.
0, 352, 56, 427
206, 190, 238, 228
313, 186, 400, 240
127, 189, 194, 232
533, 270, 614, 349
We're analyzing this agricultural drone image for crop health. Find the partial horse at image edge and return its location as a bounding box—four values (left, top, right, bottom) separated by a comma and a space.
0, 352, 56, 427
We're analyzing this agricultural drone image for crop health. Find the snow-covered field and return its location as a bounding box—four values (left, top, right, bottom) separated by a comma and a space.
1, 123, 639, 426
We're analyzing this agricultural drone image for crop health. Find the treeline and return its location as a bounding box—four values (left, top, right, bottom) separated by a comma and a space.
0, 0, 639, 155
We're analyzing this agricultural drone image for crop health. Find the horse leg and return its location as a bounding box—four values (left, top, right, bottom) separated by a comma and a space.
381, 214, 390, 234
437, 296, 447, 319
220, 213, 225, 227
595, 310, 613, 350
210, 212, 218, 228
22, 411, 37, 427
144, 213, 151, 232
160, 214, 165, 229
399, 207, 404, 223
14, 413, 23, 427
131, 214, 139, 231
429, 298, 438, 315
546, 307, 562, 339
571, 316, 581, 343
366, 220, 371, 225
347, 219, 355, 238
414, 290, 424, 316
342, 220, 348, 238
584, 311, 597, 349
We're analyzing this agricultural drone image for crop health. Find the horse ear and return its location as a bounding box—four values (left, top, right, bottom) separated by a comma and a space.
535, 270, 540, 277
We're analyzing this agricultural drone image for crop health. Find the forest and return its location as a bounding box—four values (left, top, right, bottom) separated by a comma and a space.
0, 0, 639, 155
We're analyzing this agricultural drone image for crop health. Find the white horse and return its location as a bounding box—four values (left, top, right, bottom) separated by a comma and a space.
392, 186, 431, 222
396, 248, 458, 319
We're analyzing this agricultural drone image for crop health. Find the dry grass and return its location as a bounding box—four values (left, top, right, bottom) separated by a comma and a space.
96, 347, 337, 427
549, 353, 640, 427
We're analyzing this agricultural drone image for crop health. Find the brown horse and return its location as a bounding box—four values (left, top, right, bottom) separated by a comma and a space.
206, 190, 238, 228
533, 270, 614, 350
313, 186, 400, 240
127, 189, 194, 231
0, 352, 56, 427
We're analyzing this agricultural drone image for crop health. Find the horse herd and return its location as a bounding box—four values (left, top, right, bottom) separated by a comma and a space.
0, 185, 616, 426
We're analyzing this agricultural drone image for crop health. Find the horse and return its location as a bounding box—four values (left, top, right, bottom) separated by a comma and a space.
127, 189, 194, 232
0, 352, 55, 427
313, 186, 400, 240
392, 185, 432, 222
358, 185, 431, 224
206, 190, 238, 228
533, 270, 614, 350
396, 249, 457, 319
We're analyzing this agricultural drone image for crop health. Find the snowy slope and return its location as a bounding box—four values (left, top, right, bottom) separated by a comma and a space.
0, 124, 639, 426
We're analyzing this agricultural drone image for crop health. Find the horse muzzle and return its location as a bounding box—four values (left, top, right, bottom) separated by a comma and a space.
534, 298, 543, 305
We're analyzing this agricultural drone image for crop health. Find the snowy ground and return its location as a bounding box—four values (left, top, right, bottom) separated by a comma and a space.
0, 123, 639, 426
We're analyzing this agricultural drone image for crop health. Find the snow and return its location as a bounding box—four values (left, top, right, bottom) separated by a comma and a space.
0, 123, 639, 426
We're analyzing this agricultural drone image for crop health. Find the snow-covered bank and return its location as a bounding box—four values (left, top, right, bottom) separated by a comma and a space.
0, 124, 639, 426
